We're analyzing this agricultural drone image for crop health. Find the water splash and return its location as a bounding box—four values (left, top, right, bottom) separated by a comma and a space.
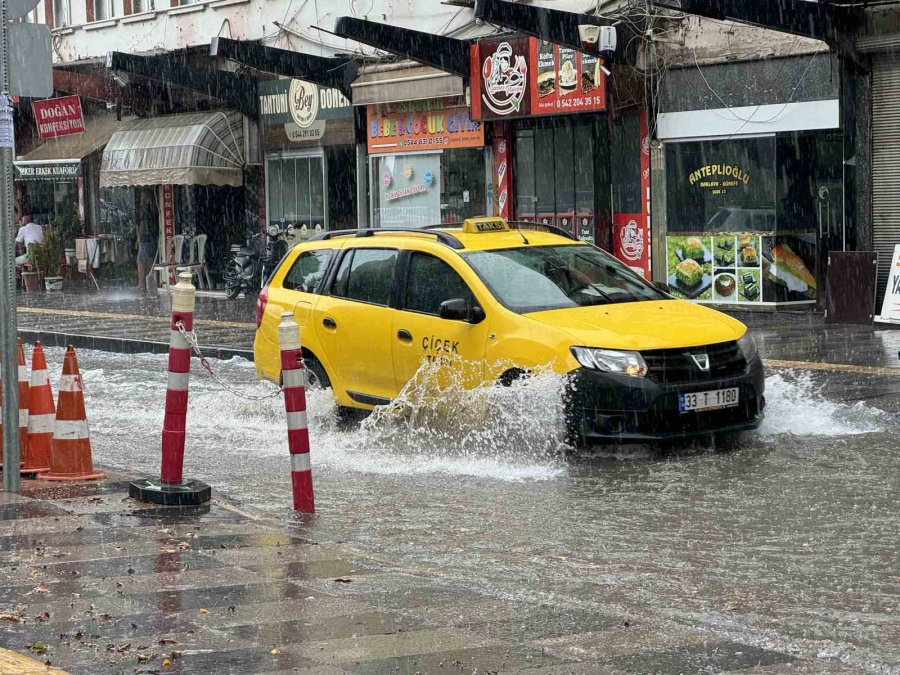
758, 371, 889, 437
35, 347, 892, 482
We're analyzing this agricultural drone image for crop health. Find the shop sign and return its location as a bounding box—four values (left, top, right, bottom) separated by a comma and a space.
875, 244, 900, 324
14, 161, 82, 181
258, 78, 351, 137
470, 37, 607, 122
366, 102, 484, 154
32, 95, 84, 139
384, 183, 428, 201
284, 120, 327, 142
689, 162, 751, 196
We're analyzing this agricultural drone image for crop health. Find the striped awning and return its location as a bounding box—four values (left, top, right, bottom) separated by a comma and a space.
100, 110, 245, 187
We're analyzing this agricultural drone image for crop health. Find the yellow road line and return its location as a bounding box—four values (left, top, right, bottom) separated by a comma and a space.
17, 307, 254, 329
0, 647, 69, 673
765, 358, 900, 377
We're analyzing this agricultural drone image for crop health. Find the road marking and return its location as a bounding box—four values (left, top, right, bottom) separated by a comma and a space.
0, 646, 69, 673
17, 307, 254, 329
766, 359, 900, 377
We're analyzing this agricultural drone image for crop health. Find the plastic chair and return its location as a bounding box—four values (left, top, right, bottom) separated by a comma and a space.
172, 235, 185, 265
188, 234, 212, 290
153, 237, 179, 291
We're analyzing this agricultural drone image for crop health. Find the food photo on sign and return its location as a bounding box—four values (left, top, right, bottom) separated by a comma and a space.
760, 234, 818, 303
666, 235, 713, 301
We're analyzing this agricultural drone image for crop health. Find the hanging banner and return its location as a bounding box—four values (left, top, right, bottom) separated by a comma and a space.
612, 110, 652, 279
162, 184, 176, 284
493, 126, 510, 220
470, 37, 607, 122
367, 101, 484, 154
32, 95, 84, 139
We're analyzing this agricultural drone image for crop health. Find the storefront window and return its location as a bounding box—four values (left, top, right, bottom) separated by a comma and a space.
372, 152, 442, 229
371, 149, 488, 229
26, 180, 78, 226
266, 153, 327, 240
664, 133, 838, 306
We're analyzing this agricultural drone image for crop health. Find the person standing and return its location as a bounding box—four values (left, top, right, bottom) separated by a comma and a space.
137, 209, 158, 292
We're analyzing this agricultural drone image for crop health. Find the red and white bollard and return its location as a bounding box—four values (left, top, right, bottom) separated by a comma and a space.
162, 272, 194, 485
278, 312, 314, 513
129, 272, 210, 505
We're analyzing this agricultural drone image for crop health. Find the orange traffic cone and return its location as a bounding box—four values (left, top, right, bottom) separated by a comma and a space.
17, 339, 29, 470
38, 346, 104, 482
22, 341, 53, 475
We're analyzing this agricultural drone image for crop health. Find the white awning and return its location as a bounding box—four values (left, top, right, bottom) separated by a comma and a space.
100, 110, 245, 187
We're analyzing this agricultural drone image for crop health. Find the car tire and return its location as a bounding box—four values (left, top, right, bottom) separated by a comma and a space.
303, 354, 331, 390
301, 355, 358, 422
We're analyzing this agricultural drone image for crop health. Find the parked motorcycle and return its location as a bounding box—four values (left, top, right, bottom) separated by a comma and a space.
223, 223, 293, 300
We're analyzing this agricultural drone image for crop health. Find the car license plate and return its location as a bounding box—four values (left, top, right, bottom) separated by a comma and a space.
679, 387, 739, 413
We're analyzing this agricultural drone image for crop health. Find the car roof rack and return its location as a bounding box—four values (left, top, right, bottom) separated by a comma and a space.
506, 220, 579, 241
425, 220, 579, 242
316, 228, 465, 250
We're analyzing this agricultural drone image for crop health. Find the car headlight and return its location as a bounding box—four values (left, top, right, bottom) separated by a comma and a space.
737, 332, 758, 362
571, 347, 648, 377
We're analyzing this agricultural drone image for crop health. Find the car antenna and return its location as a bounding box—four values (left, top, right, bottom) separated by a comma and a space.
514, 224, 529, 245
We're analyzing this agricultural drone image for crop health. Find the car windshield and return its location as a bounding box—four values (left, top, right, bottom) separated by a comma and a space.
464, 245, 666, 313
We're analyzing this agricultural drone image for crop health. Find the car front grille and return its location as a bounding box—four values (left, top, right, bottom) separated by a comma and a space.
642, 341, 746, 384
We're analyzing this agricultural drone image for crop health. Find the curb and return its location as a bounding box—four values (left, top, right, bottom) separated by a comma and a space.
16, 329, 254, 362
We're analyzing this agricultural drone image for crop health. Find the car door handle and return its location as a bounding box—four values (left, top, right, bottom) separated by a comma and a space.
397, 329, 413, 342
323, 317, 337, 329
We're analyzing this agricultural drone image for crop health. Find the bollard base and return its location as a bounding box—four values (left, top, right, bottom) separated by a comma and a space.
129, 478, 211, 506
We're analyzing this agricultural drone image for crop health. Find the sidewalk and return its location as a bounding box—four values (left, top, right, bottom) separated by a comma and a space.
16, 290, 256, 359
1, 471, 844, 675
1, 471, 502, 674
15, 289, 900, 371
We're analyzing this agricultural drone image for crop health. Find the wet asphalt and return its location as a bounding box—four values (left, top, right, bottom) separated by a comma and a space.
5, 290, 900, 673
1, 340, 898, 674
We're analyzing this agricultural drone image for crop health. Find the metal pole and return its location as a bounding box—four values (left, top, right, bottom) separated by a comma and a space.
0, 0, 21, 493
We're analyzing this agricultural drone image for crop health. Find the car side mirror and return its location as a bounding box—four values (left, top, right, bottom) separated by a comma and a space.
439, 298, 484, 323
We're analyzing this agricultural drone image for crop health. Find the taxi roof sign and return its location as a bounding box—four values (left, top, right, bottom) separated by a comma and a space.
462, 217, 509, 234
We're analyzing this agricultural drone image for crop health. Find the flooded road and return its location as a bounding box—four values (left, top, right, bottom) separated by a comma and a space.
40, 347, 900, 673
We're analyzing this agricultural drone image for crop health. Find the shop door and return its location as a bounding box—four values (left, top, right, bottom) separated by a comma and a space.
266, 151, 327, 245
872, 55, 900, 305
441, 148, 487, 224
513, 116, 599, 241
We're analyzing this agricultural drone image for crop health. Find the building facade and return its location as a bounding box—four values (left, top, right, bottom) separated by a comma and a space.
16, 0, 880, 312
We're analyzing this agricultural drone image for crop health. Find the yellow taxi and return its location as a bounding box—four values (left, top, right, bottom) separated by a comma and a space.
254, 218, 764, 442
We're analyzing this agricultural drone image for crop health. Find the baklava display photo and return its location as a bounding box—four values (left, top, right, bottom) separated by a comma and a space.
666, 235, 713, 300
676, 259, 704, 288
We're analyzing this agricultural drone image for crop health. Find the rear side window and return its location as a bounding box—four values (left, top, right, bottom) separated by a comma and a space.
404, 253, 475, 316
283, 250, 333, 293
331, 248, 398, 306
